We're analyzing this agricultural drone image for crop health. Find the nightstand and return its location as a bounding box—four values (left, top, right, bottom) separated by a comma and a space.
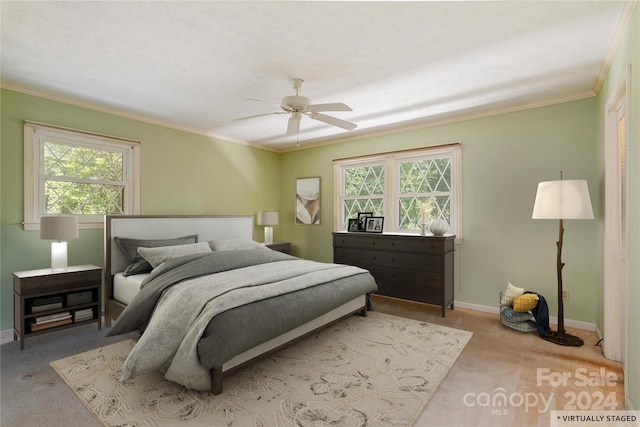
13, 264, 102, 349
265, 242, 291, 254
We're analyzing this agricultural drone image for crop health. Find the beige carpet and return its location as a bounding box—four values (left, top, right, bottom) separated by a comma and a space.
51, 311, 472, 426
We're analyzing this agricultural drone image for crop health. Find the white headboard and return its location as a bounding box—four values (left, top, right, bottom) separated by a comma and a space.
105, 215, 253, 274
104, 215, 254, 302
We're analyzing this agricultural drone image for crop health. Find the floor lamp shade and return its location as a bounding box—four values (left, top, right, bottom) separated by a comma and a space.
532, 180, 594, 220
257, 211, 278, 245
40, 215, 78, 271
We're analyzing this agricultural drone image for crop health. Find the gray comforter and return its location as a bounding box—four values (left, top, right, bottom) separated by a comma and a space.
107, 249, 375, 391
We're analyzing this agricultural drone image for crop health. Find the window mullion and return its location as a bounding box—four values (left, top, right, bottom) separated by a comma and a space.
43, 175, 124, 186
386, 157, 395, 232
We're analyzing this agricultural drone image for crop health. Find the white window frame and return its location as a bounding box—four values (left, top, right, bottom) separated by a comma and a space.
24, 121, 141, 230
335, 157, 387, 225
333, 143, 462, 240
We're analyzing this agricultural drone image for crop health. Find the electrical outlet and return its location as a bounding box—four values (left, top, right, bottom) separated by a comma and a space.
562, 290, 569, 301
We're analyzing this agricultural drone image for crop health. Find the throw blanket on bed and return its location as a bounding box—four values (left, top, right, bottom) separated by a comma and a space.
107, 249, 369, 390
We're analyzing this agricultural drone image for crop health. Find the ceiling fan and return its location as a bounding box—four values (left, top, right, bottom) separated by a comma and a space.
234, 78, 357, 136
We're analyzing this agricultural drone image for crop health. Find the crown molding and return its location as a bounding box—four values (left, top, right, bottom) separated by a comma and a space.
593, 0, 638, 94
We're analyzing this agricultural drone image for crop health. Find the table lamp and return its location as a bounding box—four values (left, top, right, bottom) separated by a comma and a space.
40, 215, 78, 271
257, 211, 278, 245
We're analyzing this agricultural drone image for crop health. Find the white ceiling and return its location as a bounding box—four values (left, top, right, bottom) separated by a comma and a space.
1, 1, 630, 151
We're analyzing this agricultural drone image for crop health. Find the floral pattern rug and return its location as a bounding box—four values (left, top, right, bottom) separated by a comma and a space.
51, 311, 472, 426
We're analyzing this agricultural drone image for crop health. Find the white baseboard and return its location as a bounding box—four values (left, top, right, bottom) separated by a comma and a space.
595, 323, 604, 341
455, 300, 596, 331
455, 300, 500, 314
0, 328, 14, 344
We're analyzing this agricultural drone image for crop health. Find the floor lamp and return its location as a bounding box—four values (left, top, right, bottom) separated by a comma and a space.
532, 174, 593, 346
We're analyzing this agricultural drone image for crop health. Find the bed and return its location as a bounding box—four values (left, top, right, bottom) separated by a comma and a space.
104, 215, 377, 394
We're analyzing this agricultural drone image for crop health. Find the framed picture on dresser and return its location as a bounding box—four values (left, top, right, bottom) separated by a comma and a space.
356, 212, 372, 231
365, 216, 384, 233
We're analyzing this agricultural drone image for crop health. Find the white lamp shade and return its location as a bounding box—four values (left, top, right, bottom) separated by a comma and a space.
40, 215, 79, 240
257, 211, 279, 226
532, 180, 594, 220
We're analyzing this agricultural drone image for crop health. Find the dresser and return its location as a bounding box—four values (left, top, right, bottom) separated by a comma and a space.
333, 232, 455, 316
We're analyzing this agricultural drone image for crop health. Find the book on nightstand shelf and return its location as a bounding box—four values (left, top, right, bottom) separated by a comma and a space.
34, 311, 71, 325
30, 296, 64, 313
30, 317, 73, 332
73, 308, 94, 322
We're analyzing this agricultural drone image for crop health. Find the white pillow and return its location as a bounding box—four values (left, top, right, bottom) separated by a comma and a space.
208, 239, 265, 251
137, 242, 212, 268
500, 281, 525, 306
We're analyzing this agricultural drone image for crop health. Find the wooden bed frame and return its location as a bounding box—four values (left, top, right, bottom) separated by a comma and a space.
104, 215, 367, 394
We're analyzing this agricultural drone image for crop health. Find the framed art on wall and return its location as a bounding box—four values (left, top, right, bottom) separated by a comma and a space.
296, 177, 320, 225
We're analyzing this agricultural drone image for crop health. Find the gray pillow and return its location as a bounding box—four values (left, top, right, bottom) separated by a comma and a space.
208, 239, 265, 251
500, 306, 534, 323
114, 235, 198, 276
138, 242, 212, 268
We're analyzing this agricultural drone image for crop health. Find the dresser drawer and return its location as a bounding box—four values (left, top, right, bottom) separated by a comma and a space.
377, 237, 449, 254
14, 269, 101, 296
334, 248, 382, 266
382, 267, 442, 289
382, 252, 443, 272
333, 233, 452, 255
348, 263, 382, 283
380, 281, 443, 305
333, 234, 384, 250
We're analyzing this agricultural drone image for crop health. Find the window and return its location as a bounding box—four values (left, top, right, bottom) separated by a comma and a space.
24, 121, 140, 230
334, 144, 461, 238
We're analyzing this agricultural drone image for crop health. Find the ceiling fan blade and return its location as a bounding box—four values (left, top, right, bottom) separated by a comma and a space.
246, 98, 283, 107
287, 113, 301, 135
308, 112, 357, 131
307, 102, 352, 112
232, 112, 285, 122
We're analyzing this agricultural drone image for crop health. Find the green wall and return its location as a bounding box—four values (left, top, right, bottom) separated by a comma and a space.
595, 3, 639, 411
0, 89, 282, 329
280, 98, 599, 325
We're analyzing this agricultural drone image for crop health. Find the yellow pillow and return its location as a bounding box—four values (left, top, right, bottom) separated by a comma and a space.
513, 294, 539, 312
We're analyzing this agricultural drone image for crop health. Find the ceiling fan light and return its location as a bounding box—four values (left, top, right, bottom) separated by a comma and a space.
281, 95, 311, 111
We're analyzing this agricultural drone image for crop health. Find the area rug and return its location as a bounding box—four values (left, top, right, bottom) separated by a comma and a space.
51, 311, 472, 426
